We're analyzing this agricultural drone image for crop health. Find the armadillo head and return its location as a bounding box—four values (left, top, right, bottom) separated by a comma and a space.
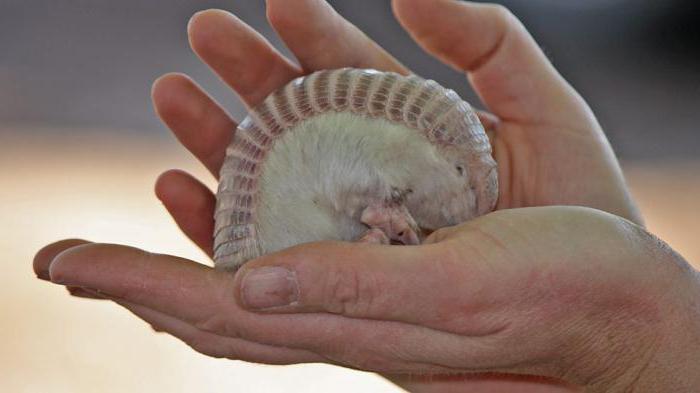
214, 68, 498, 271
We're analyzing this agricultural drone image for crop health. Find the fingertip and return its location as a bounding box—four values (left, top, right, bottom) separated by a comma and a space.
187, 8, 225, 36
391, 0, 437, 29
393, 0, 495, 26
265, 0, 322, 31
186, 9, 206, 35
393, 0, 460, 71
187, 9, 239, 56
151, 73, 191, 101
151, 73, 198, 120
49, 243, 158, 290
154, 168, 215, 213
154, 169, 215, 211
395, 0, 581, 122
390, 0, 414, 21
393, 0, 495, 71
264, 0, 288, 29
187, 5, 302, 107
153, 170, 217, 257
154, 169, 188, 202
47, 242, 103, 284
33, 239, 91, 281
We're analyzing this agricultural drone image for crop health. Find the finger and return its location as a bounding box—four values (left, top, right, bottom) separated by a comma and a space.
43, 243, 441, 355
116, 297, 488, 375
46, 242, 338, 352
42, 241, 538, 375
48, 243, 233, 326
115, 299, 324, 364
36, 240, 116, 299
232, 240, 509, 336
63, 278, 327, 364
154, 169, 216, 256
42, 242, 398, 364
392, 0, 589, 125
188, 9, 303, 107
34, 239, 90, 280
151, 73, 234, 177
266, 0, 408, 74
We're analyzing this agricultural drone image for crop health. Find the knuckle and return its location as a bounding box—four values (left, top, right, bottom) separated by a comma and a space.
323, 264, 379, 317
324, 266, 360, 314
191, 273, 242, 336
192, 314, 226, 334
196, 310, 245, 339
192, 312, 239, 338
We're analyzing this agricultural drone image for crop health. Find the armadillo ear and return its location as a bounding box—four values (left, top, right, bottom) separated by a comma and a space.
214, 68, 497, 269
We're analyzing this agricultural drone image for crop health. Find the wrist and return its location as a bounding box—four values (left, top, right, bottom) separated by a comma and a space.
615, 230, 700, 392
636, 262, 700, 391
549, 216, 700, 392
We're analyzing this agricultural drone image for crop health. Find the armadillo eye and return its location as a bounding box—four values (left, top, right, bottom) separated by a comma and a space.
456, 165, 465, 176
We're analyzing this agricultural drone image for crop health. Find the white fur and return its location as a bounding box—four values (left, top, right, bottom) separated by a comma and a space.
256, 112, 477, 255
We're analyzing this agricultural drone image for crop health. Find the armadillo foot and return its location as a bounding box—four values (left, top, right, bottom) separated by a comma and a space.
360, 201, 421, 245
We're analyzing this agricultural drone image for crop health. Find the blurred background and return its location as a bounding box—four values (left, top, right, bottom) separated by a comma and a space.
1, 1, 698, 392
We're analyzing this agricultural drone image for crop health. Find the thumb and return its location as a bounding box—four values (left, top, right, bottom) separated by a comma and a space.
392, 0, 589, 126
232, 234, 514, 335
233, 207, 675, 389
232, 206, 654, 337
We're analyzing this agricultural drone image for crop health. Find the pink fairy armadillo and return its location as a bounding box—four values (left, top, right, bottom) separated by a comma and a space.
214, 68, 498, 271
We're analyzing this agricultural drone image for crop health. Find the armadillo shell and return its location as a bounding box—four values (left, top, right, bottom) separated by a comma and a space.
214, 68, 497, 270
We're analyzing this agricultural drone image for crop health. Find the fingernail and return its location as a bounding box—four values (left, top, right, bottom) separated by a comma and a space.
240, 266, 299, 310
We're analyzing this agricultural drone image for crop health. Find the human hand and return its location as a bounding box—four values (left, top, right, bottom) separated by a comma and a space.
147, 0, 641, 263
35, 207, 700, 391
34, 0, 677, 391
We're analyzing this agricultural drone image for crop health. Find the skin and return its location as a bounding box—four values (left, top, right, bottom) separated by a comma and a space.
33, 0, 700, 391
